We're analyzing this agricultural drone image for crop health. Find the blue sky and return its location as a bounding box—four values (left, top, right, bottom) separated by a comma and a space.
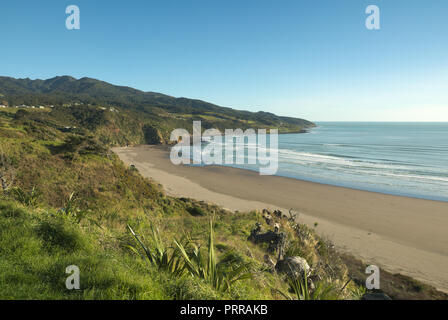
1, 0, 447, 121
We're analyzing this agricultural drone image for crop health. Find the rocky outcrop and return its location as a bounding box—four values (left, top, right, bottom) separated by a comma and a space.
248, 222, 286, 257
361, 292, 392, 300
275, 256, 311, 279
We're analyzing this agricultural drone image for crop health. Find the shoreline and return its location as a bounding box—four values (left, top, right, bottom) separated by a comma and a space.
191, 161, 448, 204
113, 145, 448, 292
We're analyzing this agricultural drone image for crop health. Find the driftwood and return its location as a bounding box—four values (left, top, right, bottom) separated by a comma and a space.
288, 208, 299, 222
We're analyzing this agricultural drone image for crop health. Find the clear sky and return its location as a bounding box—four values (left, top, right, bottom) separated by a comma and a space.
1, 0, 447, 121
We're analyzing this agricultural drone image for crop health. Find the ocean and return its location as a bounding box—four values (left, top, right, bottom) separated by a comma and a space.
199, 122, 448, 202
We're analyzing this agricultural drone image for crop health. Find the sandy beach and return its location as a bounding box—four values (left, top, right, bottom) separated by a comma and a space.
113, 145, 448, 292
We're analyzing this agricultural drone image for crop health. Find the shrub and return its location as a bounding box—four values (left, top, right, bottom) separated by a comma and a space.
186, 206, 206, 217
174, 220, 252, 293
59, 192, 86, 223
12, 186, 40, 207
127, 223, 185, 276
278, 272, 340, 300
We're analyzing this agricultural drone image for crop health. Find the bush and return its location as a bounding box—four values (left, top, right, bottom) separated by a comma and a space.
186, 206, 206, 217
12, 186, 40, 207
174, 220, 253, 293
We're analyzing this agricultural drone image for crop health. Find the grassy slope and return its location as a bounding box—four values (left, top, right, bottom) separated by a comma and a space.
1, 107, 445, 300
0, 107, 363, 300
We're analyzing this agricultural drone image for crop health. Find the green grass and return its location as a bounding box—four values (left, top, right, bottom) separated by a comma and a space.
0, 110, 363, 300
0, 201, 247, 300
0, 201, 165, 299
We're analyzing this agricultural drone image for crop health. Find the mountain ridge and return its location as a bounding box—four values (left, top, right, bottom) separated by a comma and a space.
0, 75, 315, 146
0, 75, 314, 127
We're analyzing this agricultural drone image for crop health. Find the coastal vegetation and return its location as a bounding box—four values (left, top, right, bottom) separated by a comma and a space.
0, 77, 446, 300
0, 98, 349, 300
0, 76, 315, 145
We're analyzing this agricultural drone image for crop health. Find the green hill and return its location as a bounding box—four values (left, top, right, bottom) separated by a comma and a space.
0, 76, 315, 145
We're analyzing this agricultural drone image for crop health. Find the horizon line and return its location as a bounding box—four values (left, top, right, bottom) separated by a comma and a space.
314, 121, 448, 123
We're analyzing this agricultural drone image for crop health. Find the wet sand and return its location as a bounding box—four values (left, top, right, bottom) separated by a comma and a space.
113, 145, 448, 292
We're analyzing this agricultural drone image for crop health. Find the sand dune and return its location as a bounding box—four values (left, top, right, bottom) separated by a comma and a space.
113, 145, 448, 292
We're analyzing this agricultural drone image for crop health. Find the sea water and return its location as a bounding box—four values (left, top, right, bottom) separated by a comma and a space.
207, 122, 448, 202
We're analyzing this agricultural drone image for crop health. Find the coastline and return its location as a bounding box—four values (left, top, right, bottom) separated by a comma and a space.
113, 145, 448, 292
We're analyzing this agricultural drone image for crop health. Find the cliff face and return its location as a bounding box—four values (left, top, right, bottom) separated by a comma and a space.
143, 125, 165, 144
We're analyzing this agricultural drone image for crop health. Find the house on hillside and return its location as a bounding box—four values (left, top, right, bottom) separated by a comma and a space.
60, 126, 78, 132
